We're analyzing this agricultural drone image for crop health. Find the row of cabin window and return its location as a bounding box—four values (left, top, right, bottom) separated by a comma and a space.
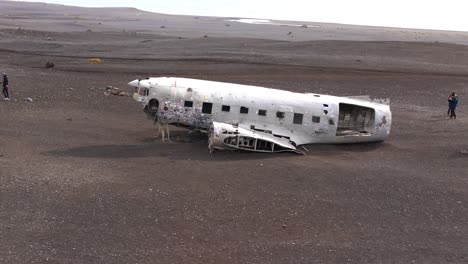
184, 100, 321, 125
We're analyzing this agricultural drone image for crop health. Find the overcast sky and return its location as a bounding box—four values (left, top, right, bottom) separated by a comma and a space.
14, 0, 468, 32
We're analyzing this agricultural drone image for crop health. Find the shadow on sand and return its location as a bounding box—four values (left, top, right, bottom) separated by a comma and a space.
46, 140, 386, 161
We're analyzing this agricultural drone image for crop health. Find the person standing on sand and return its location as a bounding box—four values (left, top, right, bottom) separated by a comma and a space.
0, 73, 10, 101
447, 93, 453, 116
448, 92, 459, 119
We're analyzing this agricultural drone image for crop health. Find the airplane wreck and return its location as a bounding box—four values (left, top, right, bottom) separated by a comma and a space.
128, 77, 391, 154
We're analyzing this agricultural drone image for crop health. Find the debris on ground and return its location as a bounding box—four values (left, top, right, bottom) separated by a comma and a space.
461, 149, 468, 155
106, 86, 130, 96
87, 58, 102, 63
23, 97, 33, 102
45, 62, 55, 69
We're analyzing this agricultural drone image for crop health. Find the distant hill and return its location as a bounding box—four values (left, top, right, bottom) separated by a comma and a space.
1, 0, 468, 44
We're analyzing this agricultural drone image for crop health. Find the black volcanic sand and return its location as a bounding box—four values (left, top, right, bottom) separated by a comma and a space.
0, 2, 468, 263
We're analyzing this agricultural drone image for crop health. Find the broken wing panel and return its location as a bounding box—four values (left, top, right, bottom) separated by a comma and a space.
208, 122, 301, 154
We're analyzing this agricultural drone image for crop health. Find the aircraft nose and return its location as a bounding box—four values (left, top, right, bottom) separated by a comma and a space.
128, 79, 140, 87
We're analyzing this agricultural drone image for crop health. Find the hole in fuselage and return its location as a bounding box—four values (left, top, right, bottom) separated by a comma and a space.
336, 103, 375, 136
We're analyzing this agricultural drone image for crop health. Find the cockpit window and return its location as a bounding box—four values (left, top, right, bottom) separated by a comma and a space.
139, 88, 149, 96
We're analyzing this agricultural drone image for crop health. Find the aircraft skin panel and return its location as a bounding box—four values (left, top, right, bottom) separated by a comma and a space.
130, 77, 392, 153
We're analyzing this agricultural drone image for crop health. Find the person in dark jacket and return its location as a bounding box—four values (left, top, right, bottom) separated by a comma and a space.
1, 73, 9, 100
448, 92, 459, 119
447, 93, 452, 116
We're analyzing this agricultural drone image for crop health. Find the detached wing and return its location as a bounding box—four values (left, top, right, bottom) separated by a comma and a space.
208, 122, 301, 154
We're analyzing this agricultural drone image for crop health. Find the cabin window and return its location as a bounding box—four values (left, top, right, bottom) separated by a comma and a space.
293, 113, 303, 125
184, 101, 193, 107
312, 116, 321, 123
240, 106, 249, 114
222, 105, 230, 112
258, 109, 267, 116
276, 111, 285, 119
202, 102, 213, 114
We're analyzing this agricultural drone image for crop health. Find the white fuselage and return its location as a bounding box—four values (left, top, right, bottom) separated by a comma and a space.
130, 77, 391, 147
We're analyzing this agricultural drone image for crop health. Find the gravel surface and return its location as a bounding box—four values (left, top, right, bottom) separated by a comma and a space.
0, 2, 467, 263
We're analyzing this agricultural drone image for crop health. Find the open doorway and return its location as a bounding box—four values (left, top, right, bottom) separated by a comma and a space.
144, 99, 160, 119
